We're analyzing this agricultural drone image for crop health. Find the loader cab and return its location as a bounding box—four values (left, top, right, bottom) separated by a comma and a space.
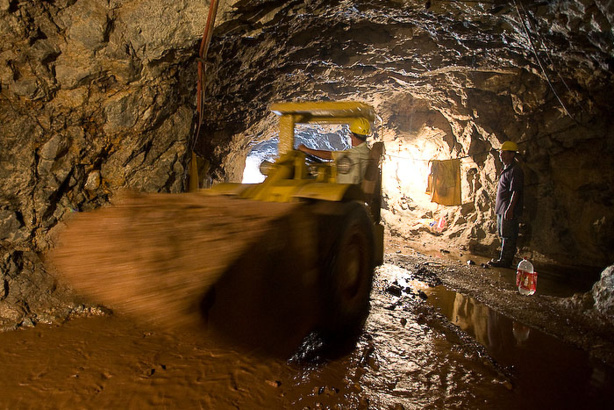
205, 102, 383, 221
270, 101, 376, 183
267, 101, 384, 223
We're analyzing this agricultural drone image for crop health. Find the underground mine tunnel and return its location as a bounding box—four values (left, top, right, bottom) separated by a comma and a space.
1, 0, 614, 408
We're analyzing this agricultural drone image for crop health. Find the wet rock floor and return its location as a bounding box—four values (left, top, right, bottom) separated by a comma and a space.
0, 245, 613, 409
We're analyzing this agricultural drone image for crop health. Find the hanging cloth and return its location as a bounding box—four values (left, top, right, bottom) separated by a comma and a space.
426, 159, 462, 206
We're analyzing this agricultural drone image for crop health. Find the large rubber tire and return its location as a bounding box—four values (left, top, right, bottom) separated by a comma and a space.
320, 201, 375, 342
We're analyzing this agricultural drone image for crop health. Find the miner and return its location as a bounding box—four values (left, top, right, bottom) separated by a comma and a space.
489, 141, 524, 268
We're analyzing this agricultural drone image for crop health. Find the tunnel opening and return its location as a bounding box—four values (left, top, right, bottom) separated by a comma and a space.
242, 123, 353, 183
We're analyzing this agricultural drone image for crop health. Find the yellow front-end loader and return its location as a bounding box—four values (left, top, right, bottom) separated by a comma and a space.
205, 101, 383, 261
51, 101, 384, 352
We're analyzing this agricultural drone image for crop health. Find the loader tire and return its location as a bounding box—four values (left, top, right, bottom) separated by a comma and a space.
321, 201, 375, 342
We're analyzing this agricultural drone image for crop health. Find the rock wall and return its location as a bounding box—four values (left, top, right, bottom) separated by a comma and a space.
0, 0, 613, 326
593, 265, 614, 325
0, 0, 217, 326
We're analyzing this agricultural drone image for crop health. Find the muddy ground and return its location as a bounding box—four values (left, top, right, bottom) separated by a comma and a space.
386, 234, 614, 368
0, 233, 613, 409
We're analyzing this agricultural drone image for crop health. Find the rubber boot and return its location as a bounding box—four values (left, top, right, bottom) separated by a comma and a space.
488, 236, 517, 268
489, 217, 518, 268
496, 235, 517, 268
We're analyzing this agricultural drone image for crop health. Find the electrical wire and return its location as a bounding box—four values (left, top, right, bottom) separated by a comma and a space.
192, 0, 221, 152
512, 0, 574, 121
514, 0, 585, 116
384, 136, 536, 163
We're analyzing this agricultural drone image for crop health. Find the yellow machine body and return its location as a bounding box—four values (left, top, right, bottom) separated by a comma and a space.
203, 100, 384, 265
205, 101, 377, 203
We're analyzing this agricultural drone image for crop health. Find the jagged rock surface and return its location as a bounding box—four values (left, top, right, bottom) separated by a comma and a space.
593, 265, 614, 325
0, 0, 216, 325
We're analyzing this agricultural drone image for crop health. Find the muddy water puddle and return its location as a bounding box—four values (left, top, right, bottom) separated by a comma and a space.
0, 301, 513, 409
425, 285, 614, 409
0, 262, 611, 409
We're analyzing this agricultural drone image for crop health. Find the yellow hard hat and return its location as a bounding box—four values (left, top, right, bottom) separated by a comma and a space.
350, 117, 371, 136
501, 141, 518, 152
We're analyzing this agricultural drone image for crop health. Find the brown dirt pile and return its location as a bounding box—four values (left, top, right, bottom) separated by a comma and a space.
49, 192, 301, 329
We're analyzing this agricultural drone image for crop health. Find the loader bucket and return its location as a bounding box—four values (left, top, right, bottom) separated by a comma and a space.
50, 191, 321, 339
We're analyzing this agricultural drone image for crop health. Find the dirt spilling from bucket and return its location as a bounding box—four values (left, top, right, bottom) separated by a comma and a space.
49, 191, 310, 330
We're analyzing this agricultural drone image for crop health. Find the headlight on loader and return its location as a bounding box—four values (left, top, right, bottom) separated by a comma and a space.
308, 164, 320, 177
259, 160, 273, 176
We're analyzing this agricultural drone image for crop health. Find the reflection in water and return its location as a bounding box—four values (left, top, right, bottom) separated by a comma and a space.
366, 264, 516, 408
512, 322, 531, 345
426, 286, 614, 409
